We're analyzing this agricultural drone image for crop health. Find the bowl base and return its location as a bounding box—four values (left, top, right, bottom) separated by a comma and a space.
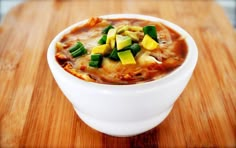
73, 106, 173, 137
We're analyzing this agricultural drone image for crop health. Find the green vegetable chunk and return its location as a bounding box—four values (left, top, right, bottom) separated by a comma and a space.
89, 61, 101, 68
143, 26, 158, 42
130, 43, 141, 56
98, 34, 107, 45
69, 42, 83, 53
117, 50, 136, 65
71, 46, 87, 58
102, 25, 114, 34
91, 54, 102, 61
109, 48, 119, 61
89, 54, 103, 68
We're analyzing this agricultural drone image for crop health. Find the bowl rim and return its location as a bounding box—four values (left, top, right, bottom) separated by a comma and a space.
47, 14, 198, 92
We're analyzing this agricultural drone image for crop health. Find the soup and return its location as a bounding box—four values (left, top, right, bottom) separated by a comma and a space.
55, 17, 188, 85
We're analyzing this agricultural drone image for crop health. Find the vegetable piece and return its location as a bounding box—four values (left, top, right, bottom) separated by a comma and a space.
102, 25, 114, 34
98, 34, 107, 45
143, 25, 158, 42
117, 25, 129, 33
117, 50, 136, 65
69, 42, 83, 53
106, 28, 116, 49
89, 54, 103, 68
89, 61, 101, 68
124, 31, 139, 42
129, 26, 143, 32
56, 42, 64, 51
71, 46, 87, 58
130, 43, 141, 56
91, 44, 110, 55
109, 48, 120, 61
136, 52, 158, 65
141, 34, 159, 50
91, 54, 102, 61
116, 35, 132, 50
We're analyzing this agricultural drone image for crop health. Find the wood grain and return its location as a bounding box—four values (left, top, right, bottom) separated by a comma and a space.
0, 0, 235, 147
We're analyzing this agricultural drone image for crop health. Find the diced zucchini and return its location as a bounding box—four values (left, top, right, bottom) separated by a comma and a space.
141, 34, 159, 50
116, 35, 132, 50
69, 42, 83, 53
117, 50, 136, 65
102, 25, 114, 34
109, 48, 120, 61
106, 28, 116, 49
98, 34, 107, 45
124, 31, 139, 42
143, 25, 158, 42
91, 44, 110, 55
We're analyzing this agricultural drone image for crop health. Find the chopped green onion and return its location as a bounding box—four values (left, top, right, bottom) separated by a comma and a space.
69, 42, 87, 58
143, 26, 158, 42
109, 48, 120, 61
89, 54, 103, 68
69, 42, 83, 53
102, 25, 114, 34
130, 43, 141, 56
91, 54, 102, 61
98, 34, 107, 45
89, 61, 101, 68
71, 46, 87, 58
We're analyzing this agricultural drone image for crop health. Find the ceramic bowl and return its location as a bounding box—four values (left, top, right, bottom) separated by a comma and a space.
47, 14, 198, 137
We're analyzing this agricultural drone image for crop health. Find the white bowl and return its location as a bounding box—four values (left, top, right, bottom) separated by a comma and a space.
47, 14, 198, 137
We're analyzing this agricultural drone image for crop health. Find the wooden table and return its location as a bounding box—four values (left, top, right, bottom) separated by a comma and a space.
0, 0, 235, 147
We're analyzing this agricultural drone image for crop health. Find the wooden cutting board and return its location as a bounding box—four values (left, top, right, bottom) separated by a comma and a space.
0, 0, 235, 147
